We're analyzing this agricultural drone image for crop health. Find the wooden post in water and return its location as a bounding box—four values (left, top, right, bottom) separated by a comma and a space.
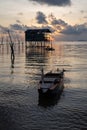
7, 30, 15, 67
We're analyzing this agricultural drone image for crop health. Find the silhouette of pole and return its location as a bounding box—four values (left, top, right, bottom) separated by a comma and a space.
7, 30, 15, 61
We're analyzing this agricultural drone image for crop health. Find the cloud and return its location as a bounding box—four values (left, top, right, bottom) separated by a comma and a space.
1, 12, 87, 41
9, 24, 24, 31
36, 11, 48, 24
51, 19, 67, 27
84, 16, 87, 19
0, 25, 8, 33
9, 24, 43, 32
48, 13, 68, 27
60, 23, 87, 35
16, 20, 21, 23
80, 10, 85, 14
47, 14, 68, 32
41, 25, 55, 33
35, 12, 87, 39
29, 0, 71, 6
18, 12, 23, 15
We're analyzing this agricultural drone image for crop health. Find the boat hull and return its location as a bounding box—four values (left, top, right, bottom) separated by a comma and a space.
38, 84, 64, 107
38, 84, 64, 98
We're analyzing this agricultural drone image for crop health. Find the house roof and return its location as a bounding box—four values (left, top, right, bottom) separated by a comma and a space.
25, 29, 51, 34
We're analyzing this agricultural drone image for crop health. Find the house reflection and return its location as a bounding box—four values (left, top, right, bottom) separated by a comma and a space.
25, 46, 52, 65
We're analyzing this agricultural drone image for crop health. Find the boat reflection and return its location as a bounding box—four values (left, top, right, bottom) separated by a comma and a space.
38, 90, 64, 108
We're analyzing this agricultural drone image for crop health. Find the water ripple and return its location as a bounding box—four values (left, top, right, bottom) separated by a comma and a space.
0, 42, 87, 130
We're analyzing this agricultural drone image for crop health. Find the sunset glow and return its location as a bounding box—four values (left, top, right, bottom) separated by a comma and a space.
0, 0, 87, 41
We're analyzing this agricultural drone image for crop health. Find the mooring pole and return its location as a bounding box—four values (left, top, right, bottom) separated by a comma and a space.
7, 30, 15, 63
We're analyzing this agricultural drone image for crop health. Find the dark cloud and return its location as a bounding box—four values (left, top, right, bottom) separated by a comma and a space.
41, 25, 55, 33
80, 10, 85, 14
48, 13, 68, 27
0, 25, 8, 33
18, 12, 23, 15
0, 24, 42, 34
61, 26, 80, 34
84, 16, 87, 19
60, 23, 87, 35
9, 24, 42, 32
36, 11, 48, 24
29, 0, 71, 6
1, 12, 87, 41
16, 20, 21, 23
51, 19, 67, 26
35, 11, 87, 38
10, 24, 24, 31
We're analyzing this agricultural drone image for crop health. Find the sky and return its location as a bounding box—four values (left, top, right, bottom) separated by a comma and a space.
0, 0, 87, 41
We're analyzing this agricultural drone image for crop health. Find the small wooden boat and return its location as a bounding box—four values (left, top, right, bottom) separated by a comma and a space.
45, 46, 55, 51
38, 68, 65, 98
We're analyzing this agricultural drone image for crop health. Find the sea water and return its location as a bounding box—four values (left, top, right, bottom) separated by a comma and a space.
0, 41, 87, 130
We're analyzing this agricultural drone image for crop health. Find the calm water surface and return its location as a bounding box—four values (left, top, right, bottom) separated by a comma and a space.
0, 42, 87, 130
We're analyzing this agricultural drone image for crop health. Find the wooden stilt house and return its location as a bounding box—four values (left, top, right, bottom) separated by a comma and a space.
25, 29, 52, 48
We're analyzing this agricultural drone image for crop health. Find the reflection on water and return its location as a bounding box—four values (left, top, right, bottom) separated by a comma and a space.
10, 54, 15, 74
0, 42, 87, 130
38, 92, 63, 108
